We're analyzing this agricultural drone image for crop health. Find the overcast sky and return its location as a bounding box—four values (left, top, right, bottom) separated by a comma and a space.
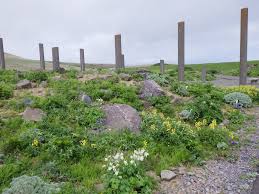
0, 0, 258, 65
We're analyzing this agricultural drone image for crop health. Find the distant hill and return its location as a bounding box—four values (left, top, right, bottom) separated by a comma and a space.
3, 52, 114, 71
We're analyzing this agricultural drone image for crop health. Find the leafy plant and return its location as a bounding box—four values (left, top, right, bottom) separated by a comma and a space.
224, 92, 252, 108
3, 175, 60, 194
24, 71, 48, 83
103, 149, 153, 193
147, 96, 175, 117
0, 83, 13, 99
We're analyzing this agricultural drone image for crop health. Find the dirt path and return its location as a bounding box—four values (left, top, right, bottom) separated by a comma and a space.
158, 107, 259, 194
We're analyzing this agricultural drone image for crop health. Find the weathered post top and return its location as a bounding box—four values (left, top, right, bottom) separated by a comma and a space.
80, 49, 85, 72
115, 34, 122, 69
239, 8, 248, 85
160, 59, 165, 74
52, 47, 60, 71
178, 21, 185, 81
0, 38, 6, 70
39, 43, 45, 70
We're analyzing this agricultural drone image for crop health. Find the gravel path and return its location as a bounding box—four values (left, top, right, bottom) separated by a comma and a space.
158, 107, 259, 194
211, 75, 259, 88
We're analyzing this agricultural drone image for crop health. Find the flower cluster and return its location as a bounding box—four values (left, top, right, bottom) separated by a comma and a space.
32, 139, 39, 147
195, 119, 217, 129
225, 85, 259, 99
104, 149, 149, 177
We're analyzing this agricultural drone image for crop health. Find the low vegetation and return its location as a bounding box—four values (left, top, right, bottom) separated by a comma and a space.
0, 67, 258, 193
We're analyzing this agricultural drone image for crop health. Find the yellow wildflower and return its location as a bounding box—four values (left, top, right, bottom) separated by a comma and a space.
91, 144, 97, 148
80, 139, 87, 146
150, 124, 156, 130
209, 119, 217, 129
32, 139, 39, 147
195, 121, 203, 129
143, 140, 148, 148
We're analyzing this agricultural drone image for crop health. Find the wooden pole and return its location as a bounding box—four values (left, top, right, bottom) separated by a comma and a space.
178, 21, 185, 81
160, 60, 165, 74
39, 43, 45, 70
201, 65, 206, 82
115, 34, 122, 69
80, 49, 85, 71
0, 38, 6, 70
52, 47, 60, 71
239, 8, 248, 85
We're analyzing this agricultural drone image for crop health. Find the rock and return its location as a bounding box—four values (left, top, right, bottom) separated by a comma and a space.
16, 80, 32, 89
22, 107, 45, 122
102, 104, 141, 133
95, 183, 105, 192
58, 67, 66, 74
100, 74, 113, 80
146, 171, 160, 182
80, 93, 92, 104
39, 81, 48, 88
178, 167, 186, 175
0, 159, 3, 165
119, 73, 132, 81
31, 82, 37, 88
53, 75, 62, 81
23, 98, 34, 106
140, 80, 165, 98
161, 170, 177, 181
77, 74, 84, 79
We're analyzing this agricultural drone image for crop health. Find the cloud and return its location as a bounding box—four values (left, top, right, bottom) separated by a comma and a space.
0, 0, 258, 65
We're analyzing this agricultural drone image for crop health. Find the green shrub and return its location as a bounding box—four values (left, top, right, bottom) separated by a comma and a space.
147, 74, 170, 86
224, 92, 252, 108
147, 96, 175, 117
0, 83, 13, 99
3, 175, 60, 194
24, 71, 48, 83
184, 95, 223, 123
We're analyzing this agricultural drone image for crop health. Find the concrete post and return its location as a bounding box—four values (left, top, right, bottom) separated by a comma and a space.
178, 21, 185, 81
0, 38, 5, 70
80, 49, 85, 71
52, 47, 60, 71
160, 59, 165, 74
39, 43, 45, 70
239, 8, 248, 85
115, 34, 122, 69
121, 54, 125, 68
201, 65, 206, 82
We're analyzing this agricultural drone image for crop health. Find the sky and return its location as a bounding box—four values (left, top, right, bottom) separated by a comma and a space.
0, 0, 258, 65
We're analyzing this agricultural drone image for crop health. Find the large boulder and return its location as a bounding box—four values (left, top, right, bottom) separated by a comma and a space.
119, 73, 132, 81
16, 80, 32, 89
102, 104, 141, 133
140, 80, 165, 98
22, 107, 45, 122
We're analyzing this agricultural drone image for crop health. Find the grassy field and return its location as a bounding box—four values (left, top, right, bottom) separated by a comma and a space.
4, 53, 259, 75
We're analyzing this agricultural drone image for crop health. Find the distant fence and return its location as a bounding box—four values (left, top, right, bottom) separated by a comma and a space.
0, 8, 254, 85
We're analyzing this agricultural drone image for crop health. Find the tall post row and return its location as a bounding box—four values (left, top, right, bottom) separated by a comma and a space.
52, 47, 60, 71
0, 38, 5, 69
80, 49, 85, 72
39, 43, 45, 70
178, 21, 185, 81
239, 8, 248, 85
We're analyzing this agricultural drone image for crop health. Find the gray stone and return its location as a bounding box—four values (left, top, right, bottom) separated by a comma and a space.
0, 38, 6, 69
58, 67, 66, 74
52, 47, 60, 71
16, 80, 32, 89
22, 107, 45, 122
80, 49, 85, 72
115, 34, 123, 69
240, 8, 248, 85
52, 75, 62, 81
102, 104, 141, 133
31, 82, 37, 88
161, 170, 177, 181
95, 183, 105, 192
39, 81, 48, 88
119, 73, 132, 81
140, 80, 165, 98
80, 93, 92, 104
